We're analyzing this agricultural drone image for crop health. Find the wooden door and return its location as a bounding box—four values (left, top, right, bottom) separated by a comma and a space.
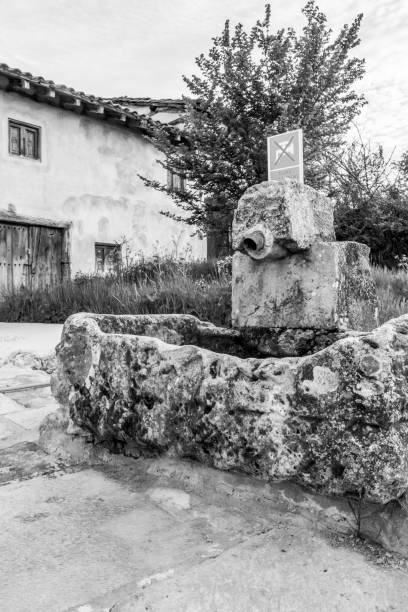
29, 225, 63, 290
0, 222, 30, 292
0, 222, 64, 292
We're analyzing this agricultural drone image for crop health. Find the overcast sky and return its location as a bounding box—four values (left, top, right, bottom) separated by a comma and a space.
1, 0, 407, 155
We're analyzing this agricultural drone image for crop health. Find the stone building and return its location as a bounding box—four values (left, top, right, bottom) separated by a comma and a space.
0, 63, 205, 291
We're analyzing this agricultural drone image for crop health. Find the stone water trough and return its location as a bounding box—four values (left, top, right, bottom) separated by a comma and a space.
48, 180, 408, 507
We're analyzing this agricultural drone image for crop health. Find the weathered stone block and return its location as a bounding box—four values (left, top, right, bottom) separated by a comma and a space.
232, 179, 335, 260
50, 312, 408, 504
239, 326, 346, 357
232, 241, 378, 331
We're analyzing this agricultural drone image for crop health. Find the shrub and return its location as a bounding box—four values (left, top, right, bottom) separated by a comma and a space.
328, 139, 408, 268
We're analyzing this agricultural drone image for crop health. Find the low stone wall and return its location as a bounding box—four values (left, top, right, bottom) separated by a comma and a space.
51, 311, 408, 505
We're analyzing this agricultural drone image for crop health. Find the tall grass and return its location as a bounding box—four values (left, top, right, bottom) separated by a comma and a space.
0, 257, 232, 326
1, 257, 407, 328
372, 266, 408, 325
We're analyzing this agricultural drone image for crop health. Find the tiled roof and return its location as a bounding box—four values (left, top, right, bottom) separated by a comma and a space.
0, 63, 184, 136
103, 97, 186, 126
107, 97, 185, 112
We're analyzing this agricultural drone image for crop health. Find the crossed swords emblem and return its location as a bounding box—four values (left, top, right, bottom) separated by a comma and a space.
273, 135, 295, 165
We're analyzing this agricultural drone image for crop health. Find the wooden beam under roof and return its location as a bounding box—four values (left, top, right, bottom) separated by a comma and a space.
0, 74, 9, 90
63, 97, 83, 113
35, 86, 59, 105
86, 103, 105, 118
13, 78, 36, 96
105, 109, 127, 127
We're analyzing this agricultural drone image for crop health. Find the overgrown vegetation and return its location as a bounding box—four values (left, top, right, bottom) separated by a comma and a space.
141, 1, 366, 244
329, 136, 408, 267
138, 1, 408, 268
1, 256, 407, 326
371, 266, 408, 324
0, 257, 232, 326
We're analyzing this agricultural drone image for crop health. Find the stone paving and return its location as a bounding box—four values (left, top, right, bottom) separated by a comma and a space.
0, 322, 62, 448
0, 322, 62, 361
0, 454, 408, 612
0, 364, 58, 448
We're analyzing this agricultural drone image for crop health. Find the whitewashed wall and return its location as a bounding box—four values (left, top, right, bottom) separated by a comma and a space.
0, 91, 205, 274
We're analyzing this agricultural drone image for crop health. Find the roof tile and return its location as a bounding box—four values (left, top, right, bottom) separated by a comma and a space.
0, 62, 185, 136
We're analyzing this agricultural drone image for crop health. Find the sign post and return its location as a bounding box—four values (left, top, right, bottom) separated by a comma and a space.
267, 128, 304, 183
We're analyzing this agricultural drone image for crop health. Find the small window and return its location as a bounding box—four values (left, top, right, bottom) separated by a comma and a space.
95, 243, 121, 274
8, 120, 40, 160
167, 169, 185, 192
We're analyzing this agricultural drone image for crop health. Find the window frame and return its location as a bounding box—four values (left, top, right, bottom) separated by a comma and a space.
8, 119, 41, 161
95, 242, 122, 274
167, 169, 186, 193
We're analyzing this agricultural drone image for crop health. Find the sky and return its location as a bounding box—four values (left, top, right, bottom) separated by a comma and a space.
1, 0, 407, 156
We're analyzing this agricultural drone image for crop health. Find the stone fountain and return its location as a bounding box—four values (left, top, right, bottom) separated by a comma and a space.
231, 180, 377, 353
46, 179, 408, 506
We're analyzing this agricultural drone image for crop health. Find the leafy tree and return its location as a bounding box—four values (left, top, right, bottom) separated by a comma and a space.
141, 1, 366, 250
328, 138, 408, 267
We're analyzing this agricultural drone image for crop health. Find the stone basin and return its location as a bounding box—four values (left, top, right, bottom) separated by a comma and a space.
50, 311, 408, 506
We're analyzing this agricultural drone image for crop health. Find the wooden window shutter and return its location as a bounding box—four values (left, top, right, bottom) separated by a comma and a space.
167, 169, 174, 190
8, 120, 40, 159
173, 173, 182, 191
167, 169, 185, 193
24, 128, 36, 158
95, 244, 104, 273
9, 125, 20, 155
95, 243, 121, 273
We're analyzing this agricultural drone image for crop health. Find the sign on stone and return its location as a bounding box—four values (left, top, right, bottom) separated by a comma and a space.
267, 128, 304, 183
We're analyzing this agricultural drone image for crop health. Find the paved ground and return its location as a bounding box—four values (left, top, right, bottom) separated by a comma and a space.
0, 322, 62, 361
0, 454, 407, 612
1, 322, 408, 611
0, 322, 61, 448
0, 366, 57, 448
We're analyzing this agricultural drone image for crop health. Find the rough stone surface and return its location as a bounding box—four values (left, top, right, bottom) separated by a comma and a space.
201, 324, 350, 358
231, 179, 378, 339
2, 350, 56, 373
232, 242, 378, 331
232, 179, 335, 259
52, 312, 408, 504
83, 312, 204, 344
51, 312, 349, 360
